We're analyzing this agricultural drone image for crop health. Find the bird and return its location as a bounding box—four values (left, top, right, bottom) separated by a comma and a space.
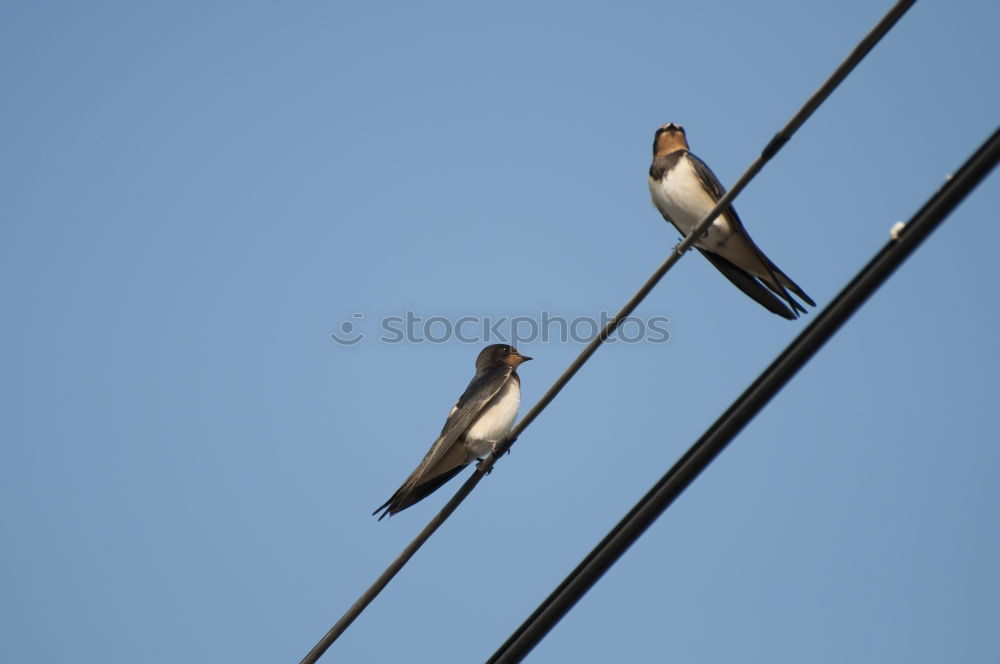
648, 122, 815, 319
373, 344, 532, 520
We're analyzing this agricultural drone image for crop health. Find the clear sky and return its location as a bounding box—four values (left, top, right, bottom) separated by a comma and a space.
3, 1, 999, 662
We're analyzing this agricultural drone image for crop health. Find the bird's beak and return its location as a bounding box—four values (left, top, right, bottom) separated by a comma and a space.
517, 354, 532, 362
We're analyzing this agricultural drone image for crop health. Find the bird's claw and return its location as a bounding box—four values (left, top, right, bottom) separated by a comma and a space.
490, 441, 512, 457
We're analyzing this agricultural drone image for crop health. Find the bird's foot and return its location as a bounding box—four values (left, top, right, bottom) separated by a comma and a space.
490, 440, 512, 457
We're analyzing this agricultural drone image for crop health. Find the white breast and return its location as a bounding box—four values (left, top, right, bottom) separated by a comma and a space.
464, 378, 520, 456
649, 155, 733, 251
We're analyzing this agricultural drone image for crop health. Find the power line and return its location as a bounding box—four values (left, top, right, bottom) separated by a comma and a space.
486, 124, 1000, 664
298, 2, 915, 662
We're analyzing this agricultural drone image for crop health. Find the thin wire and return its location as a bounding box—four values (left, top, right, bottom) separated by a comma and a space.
298, 3, 915, 661
487, 124, 1000, 664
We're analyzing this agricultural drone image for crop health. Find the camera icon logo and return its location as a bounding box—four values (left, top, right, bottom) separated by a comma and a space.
330, 313, 366, 346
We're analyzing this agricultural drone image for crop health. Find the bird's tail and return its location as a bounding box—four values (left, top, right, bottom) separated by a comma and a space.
698, 249, 803, 319
372, 464, 467, 520
757, 254, 815, 313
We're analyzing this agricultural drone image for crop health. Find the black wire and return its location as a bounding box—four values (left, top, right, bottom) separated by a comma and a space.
486, 124, 1000, 664
298, 2, 916, 661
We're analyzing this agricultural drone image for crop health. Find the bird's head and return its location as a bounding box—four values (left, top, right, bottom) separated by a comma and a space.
477, 344, 532, 372
653, 122, 689, 156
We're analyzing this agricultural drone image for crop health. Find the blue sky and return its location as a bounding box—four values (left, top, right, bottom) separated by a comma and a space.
3, 1, 999, 662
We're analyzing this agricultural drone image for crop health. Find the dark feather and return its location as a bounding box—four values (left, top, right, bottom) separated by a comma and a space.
649, 150, 684, 182
374, 465, 466, 521
698, 249, 797, 320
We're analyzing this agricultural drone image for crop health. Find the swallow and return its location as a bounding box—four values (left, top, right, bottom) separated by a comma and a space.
373, 344, 531, 520
648, 123, 815, 319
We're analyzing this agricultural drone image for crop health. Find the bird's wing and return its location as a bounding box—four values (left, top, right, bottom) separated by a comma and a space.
697, 248, 797, 320
404, 366, 512, 488
684, 151, 743, 227
687, 152, 811, 315
373, 366, 513, 520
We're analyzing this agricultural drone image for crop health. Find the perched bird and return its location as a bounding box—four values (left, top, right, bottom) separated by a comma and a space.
648, 122, 815, 319
373, 344, 531, 520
